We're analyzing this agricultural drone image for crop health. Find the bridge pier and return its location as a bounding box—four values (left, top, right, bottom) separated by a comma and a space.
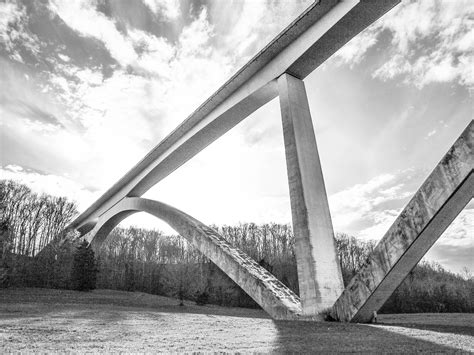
278, 73, 344, 315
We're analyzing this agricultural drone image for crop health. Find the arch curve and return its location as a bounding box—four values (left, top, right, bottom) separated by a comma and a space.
84, 197, 302, 320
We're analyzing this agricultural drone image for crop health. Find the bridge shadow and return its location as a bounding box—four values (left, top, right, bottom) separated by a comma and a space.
271, 320, 466, 353
380, 322, 474, 337
378, 322, 474, 341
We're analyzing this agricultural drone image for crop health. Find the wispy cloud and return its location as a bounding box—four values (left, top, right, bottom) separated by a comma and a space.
0, 1, 42, 62
425, 129, 437, 139
335, 0, 474, 87
49, 0, 137, 66
333, 27, 379, 67
142, 0, 181, 19
425, 206, 474, 273
329, 171, 415, 239
436, 207, 474, 248
0, 2, 22, 35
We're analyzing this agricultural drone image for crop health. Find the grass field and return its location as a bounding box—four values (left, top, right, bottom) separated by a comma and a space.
1, 288, 472, 353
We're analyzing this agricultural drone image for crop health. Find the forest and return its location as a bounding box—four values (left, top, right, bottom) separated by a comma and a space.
1, 179, 472, 314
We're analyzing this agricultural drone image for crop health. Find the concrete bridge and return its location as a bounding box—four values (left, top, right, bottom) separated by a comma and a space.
66, 0, 473, 322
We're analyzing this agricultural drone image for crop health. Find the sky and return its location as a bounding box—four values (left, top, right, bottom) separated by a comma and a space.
0, 0, 472, 274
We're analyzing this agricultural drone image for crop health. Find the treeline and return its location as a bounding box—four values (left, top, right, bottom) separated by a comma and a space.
95, 226, 473, 313
0, 180, 77, 256
382, 262, 473, 313
93, 225, 377, 307
1, 179, 472, 314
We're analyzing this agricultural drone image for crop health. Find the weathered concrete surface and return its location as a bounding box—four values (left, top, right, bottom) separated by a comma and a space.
332, 121, 474, 323
84, 197, 302, 320
70, 0, 400, 235
278, 73, 343, 315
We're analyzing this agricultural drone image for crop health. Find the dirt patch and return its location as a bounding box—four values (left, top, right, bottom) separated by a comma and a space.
1, 288, 472, 353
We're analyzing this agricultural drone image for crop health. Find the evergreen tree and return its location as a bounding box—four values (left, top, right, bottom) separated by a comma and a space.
71, 241, 97, 291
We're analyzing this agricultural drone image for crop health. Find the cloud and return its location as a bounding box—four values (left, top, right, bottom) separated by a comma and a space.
335, 0, 474, 87
436, 207, 474, 248
2, 99, 63, 129
46, 2, 232, 120
333, 27, 379, 67
57, 53, 70, 62
0, 58, 90, 174
424, 206, 474, 273
49, 0, 137, 66
328, 171, 414, 239
0, 1, 42, 62
425, 129, 437, 139
142, 0, 180, 19
0, 2, 22, 35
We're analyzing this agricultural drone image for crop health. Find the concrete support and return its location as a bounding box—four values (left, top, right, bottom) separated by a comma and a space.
84, 197, 303, 320
332, 121, 474, 322
278, 73, 344, 315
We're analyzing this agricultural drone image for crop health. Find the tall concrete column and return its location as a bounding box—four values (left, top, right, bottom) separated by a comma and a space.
278, 73, 344, 315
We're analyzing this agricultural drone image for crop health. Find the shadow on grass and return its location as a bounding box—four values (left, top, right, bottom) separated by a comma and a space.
377, 313, 474, 337
377, 322, 474, 337
271, 320, 463, 353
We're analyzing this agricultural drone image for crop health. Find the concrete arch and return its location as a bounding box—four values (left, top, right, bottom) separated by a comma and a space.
84, 197, 302, 320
